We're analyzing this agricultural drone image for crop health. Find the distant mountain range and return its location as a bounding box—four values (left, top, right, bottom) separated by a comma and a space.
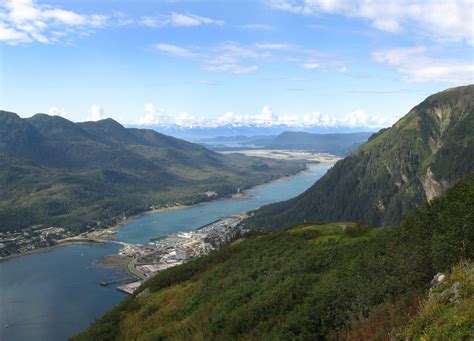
244, 84, 474, 229
0, 112, 304, 234
128, 123, 379, 139
196, 131, 373, 156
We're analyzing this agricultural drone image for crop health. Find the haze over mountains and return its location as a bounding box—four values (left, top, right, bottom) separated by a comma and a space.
245, 85, 474, 229
0, 111, 304, 234
131, 122, 379, 140
197, 131, 372, 156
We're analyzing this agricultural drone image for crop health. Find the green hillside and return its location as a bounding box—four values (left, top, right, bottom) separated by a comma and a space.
75, 175, 473, 340
400, 260, 473, 340
0, 112, 305, 233
244, 85, 474, 229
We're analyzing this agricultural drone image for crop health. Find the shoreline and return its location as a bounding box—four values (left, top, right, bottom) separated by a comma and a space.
1, 162, 328, 263
105, 164, 314, 232
0, 239, 110, 262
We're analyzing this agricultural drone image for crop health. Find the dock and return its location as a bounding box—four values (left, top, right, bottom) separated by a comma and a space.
196, 219, 222, 230
99, 277, 130, 287
117, 281, 142, 295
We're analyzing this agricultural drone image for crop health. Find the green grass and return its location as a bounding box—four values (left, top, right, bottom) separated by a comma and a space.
401, 260, 474, 340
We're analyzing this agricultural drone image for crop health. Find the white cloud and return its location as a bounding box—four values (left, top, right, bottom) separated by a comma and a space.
255, 42, 295, 50
341, 109, 397, 128
214, 106, 316, 127
373, 46, 474, 83
267, 0, 474, 44
214, 112, 248, 126
240, 23, 273, 30
301, 62, 320, 70
48, 106, 68, 119
137, 103, 171, 126
0, 22, 31, 43
153, 41, 266, 75
151, 40, 344, 75
141, 12, 223, 28
303, 112, 334, 127
203, 63, 258, 75
0, 0, 111, 44
153, 43, 197, 58
89, 104, 105, 121
302, 109, 396, 128
136, 104, 396, 129
253, 105, 279, 127
174, 112, 203, 128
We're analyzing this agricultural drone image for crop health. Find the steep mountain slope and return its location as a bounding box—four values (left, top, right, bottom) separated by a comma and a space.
74, 174, 474, 340
244, 85, 474, 229
0, 112, 305, 233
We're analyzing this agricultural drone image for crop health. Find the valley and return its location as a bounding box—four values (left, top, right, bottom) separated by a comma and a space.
3, 1, 473, 339
220, 149, 341, 162
0, 112, 306, 258
0, 163, 333, 341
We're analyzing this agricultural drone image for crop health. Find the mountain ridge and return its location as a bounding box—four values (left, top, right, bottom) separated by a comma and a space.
244, 85, 474, 229
0, 112, 305, 237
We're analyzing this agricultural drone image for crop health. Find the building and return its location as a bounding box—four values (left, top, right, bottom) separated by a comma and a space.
175, 249, 191, 260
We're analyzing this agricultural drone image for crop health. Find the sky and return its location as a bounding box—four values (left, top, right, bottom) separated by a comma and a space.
1, 0, 473, 129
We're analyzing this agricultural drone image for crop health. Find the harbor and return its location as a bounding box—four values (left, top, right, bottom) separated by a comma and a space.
0, 163, 333, 341
114, 215, 245, 294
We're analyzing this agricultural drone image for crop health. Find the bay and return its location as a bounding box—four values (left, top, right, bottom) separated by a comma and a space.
0, 163, 332, 340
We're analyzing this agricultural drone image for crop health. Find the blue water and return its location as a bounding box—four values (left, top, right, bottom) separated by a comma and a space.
116, 163, 332, 244
0, 163, 332, 341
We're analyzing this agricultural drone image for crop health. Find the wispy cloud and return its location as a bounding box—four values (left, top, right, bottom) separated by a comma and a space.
152, 41, 345, 75
141, 12, 223, 28
0, 3, 223, 45
267, 0, 474, 44
240, 23, 273, 30
48, 106, 69, 119
0, 0, 111, 44
301, 62, 320, 70
255, 42, 295, 50
373, 46, 474, 83
152, 41, 266, 75
153, 43, 197, 58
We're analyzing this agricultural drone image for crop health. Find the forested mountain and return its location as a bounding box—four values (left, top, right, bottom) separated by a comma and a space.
75, 173, 474, 340
244, 85, 474, 229
0, 112, 304, 233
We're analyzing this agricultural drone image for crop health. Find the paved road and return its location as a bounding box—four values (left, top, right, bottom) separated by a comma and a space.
126, 258, 147, 280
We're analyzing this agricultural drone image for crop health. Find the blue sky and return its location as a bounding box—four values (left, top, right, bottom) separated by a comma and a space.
1, 0, 473, 129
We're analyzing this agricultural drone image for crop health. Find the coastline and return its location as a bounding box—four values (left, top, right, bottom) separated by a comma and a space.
1, 161, 327, 263
0, 239, 109, 262
105, 163, 314, 232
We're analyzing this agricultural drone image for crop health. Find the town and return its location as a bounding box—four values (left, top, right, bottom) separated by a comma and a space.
0, 226, 73, 259
116, 215, 246, 294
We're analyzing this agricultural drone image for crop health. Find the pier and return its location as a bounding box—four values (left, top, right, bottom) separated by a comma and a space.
98, 277, 131, 287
